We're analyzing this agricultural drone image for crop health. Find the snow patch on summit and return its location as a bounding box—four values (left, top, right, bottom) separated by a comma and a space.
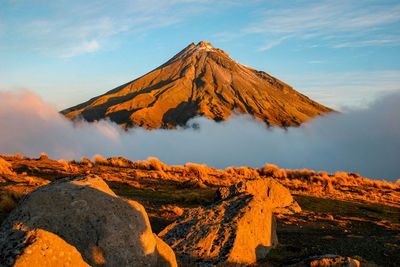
196, 41, 214, 51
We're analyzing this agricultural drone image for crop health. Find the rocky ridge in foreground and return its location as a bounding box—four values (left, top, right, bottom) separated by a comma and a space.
0, 154, 399, 266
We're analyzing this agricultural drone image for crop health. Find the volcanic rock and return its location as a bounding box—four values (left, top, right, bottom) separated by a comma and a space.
62, 41, 333, 129
159, 194, 278, 265
293, 254, 361, 267
215, 178, 301, 214
0, 175, 177, 267
0, 228, 90, 267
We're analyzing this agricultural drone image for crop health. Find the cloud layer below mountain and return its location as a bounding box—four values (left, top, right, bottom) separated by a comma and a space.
0, 90, 399, 182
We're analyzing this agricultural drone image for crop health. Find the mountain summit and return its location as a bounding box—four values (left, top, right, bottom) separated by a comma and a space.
62, 41, 333, 129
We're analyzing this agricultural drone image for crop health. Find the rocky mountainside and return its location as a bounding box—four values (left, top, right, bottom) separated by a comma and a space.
61, 41, 333, 129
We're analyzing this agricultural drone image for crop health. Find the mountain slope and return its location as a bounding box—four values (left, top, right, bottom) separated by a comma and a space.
62, 41, 333, 129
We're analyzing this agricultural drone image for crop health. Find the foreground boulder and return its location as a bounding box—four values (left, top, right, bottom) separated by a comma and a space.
0, 228, 90, 267
0, 175, 177, 267
216, 178, 301, 214
159, 194, 278, 265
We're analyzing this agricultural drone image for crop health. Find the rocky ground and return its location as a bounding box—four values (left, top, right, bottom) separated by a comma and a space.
0, 155, 399, 266
267, 196, 400, 266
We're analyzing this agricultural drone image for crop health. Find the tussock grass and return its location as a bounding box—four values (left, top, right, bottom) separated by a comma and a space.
39, 152, 48, 160
92, 157, 400, 207
92, 155, 134, 168
0, 157, 15, 176
2, 154, 398, 209
256, 164, 399, 207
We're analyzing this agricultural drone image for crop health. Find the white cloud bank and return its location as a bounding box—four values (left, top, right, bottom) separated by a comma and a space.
0, 90, 399, 182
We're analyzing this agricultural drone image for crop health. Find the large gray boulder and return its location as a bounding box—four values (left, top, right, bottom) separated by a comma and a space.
216, 178, 301, 214
0, 175, 177, 267
159, 194, 278, 266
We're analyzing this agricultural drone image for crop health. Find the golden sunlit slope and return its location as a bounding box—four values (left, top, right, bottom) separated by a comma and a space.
62, 41, 333, 129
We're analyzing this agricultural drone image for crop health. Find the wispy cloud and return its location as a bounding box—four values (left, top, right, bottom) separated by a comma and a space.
61, 40, 100, 58
258, 36, 290, 51
308, 60, 325, 64
1, 0, 227, 57
332, 38, 400, 48
247, 1, 400, 34
245, 1, 400, 50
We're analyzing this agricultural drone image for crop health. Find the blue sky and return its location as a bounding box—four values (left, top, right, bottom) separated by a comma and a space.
1, 0, 400, 110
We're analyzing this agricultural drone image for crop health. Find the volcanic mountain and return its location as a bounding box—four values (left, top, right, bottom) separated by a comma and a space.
62, 41, 333, 129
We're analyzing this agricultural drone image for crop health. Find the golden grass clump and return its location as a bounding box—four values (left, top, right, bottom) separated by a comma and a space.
39, 152, 48, 160
107, 157, 134, 168
58, 159, 79, 173
333, 172, 352, 186
379, 180, 397, 190
235, 166, 259, 178
93, 155, 134, 168
0, 157, 15, 176
93, 154, 108, 165
184, 163, 208, 180
148, 157, 170, 171
171, 165, 185, 173
260, 164, 287, 178
285, 169, 316, 182
80, 157, 94, 167
318, 171, 330, 179
133, 160, 151, 170
132, 157, 168, 171
225, 166, 258, 179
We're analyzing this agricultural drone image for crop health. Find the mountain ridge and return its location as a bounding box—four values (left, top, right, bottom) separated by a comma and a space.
62, 41, 333, 129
